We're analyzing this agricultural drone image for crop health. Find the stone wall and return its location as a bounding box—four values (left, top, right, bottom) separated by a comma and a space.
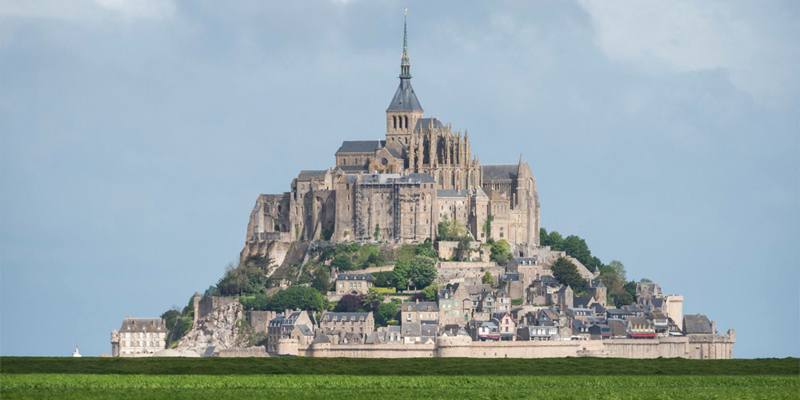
272, 333, 734, 359
301, 343, 436, 358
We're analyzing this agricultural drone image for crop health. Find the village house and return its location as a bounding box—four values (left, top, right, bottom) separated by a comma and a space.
111, 318, 167, 357
319, 312, 375, 340
335, 273, 374, 295
267, 311, 314, 353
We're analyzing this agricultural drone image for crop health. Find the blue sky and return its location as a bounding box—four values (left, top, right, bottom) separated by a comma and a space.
1, 0, 797, 358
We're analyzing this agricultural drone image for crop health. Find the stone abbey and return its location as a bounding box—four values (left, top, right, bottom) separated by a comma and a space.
241, 16, 539, 265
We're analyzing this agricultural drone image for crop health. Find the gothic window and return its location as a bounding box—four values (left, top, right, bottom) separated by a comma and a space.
393, 116, 397, 129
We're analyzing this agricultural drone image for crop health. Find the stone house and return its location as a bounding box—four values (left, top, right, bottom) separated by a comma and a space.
111, 318, 167, 357
319, 312, 375, 340
267, 311, 314, 353
438, 284, 471, 326
401, 300, 439, 325
335, 273, 374, 295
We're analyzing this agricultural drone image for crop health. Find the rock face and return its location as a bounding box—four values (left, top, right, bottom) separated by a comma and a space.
176, 301, 250, 356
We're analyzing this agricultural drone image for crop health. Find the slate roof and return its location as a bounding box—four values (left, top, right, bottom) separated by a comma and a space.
608, 319, 627, 337
683, 314, 714, 334
482, 165, 518, 182
396, 173, 435, 184
336, 140, 385, 154
337, 165, 368, 173
297, 170, 327, 180
437, 189, 468, 197
337, 273, 374, 282
119, 318, 165, 332
402, 301, 439, 312
421, 323, 438, 338
321, 312, 371, 322
414, 117, 443, 130
386, 79, 423, 112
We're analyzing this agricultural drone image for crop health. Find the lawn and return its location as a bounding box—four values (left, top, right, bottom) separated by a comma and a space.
1, 358, 797, 400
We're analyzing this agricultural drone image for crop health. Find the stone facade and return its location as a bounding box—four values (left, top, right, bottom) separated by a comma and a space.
241, 19, 540, 266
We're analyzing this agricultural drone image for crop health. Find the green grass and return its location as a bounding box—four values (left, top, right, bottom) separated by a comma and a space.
1, 374, 798, 400
1, 357, 797, 376
1, 358, 797, 400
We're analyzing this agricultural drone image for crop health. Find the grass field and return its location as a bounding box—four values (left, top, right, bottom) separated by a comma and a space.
1, 357, 798, 400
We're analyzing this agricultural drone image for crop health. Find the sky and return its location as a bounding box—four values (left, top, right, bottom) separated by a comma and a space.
1, 0, 798, 358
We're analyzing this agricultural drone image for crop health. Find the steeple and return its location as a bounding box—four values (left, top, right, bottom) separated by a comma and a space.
386, 9, 423, 144
400, 8, 411, 79
387, 9, 422, 114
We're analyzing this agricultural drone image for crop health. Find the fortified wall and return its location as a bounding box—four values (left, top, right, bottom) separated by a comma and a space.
283, 333, 734, 359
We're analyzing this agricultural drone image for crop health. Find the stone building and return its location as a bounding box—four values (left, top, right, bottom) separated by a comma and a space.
335, 273, 374, 296
319, 312, 375, 339
266, 311, 314, 354
240, 15, 540, 266
111, 318, 167, 357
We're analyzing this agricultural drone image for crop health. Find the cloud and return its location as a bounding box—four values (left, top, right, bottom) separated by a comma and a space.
94, 0, 175, 19
578, 0, 799, 105
0, 0, 175, 20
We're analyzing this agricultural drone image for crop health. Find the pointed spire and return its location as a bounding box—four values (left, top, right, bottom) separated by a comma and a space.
400, 8, 411, 79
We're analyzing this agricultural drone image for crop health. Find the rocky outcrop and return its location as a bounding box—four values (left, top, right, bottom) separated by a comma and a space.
176, 301, 251, 356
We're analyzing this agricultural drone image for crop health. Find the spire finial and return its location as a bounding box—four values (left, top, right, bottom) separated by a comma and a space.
400, 9, 411, 79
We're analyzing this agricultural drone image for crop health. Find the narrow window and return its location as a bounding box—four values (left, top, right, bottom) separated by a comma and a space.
393, 116, 397, 129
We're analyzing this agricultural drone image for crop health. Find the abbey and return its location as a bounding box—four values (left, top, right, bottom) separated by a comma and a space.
241, 17, 540, 264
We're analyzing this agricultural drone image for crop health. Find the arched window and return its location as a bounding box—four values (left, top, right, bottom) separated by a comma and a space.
393, 116, 397, 129
404, 116, 409, 129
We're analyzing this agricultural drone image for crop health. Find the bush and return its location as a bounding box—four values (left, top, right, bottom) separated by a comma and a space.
373, 287, 396, 295
490, 239, 512, 265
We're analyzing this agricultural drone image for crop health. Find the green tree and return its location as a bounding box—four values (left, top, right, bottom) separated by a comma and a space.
482, 213, 493, 241
216, 259, 273, 296
482, 271, 496, 286
375, 301, 399, 326
551, 257, 588, 292
311, 268, 331, 293
334, 294, 363, 312
331, 255, 354, 271
415, 240, 438, 258
490, 239, 512, 265
362, 289, 384, 311
393, 256, 437, 290
421, 284, 439, 301
266, 286, 326, 311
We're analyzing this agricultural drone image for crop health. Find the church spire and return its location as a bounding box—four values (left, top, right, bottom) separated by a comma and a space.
400, 8, 411, 79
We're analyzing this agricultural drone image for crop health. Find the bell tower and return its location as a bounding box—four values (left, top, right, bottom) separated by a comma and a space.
386, 10, 423, 146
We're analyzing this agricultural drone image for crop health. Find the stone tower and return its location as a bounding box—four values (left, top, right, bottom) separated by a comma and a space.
386, 11, 423, 146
